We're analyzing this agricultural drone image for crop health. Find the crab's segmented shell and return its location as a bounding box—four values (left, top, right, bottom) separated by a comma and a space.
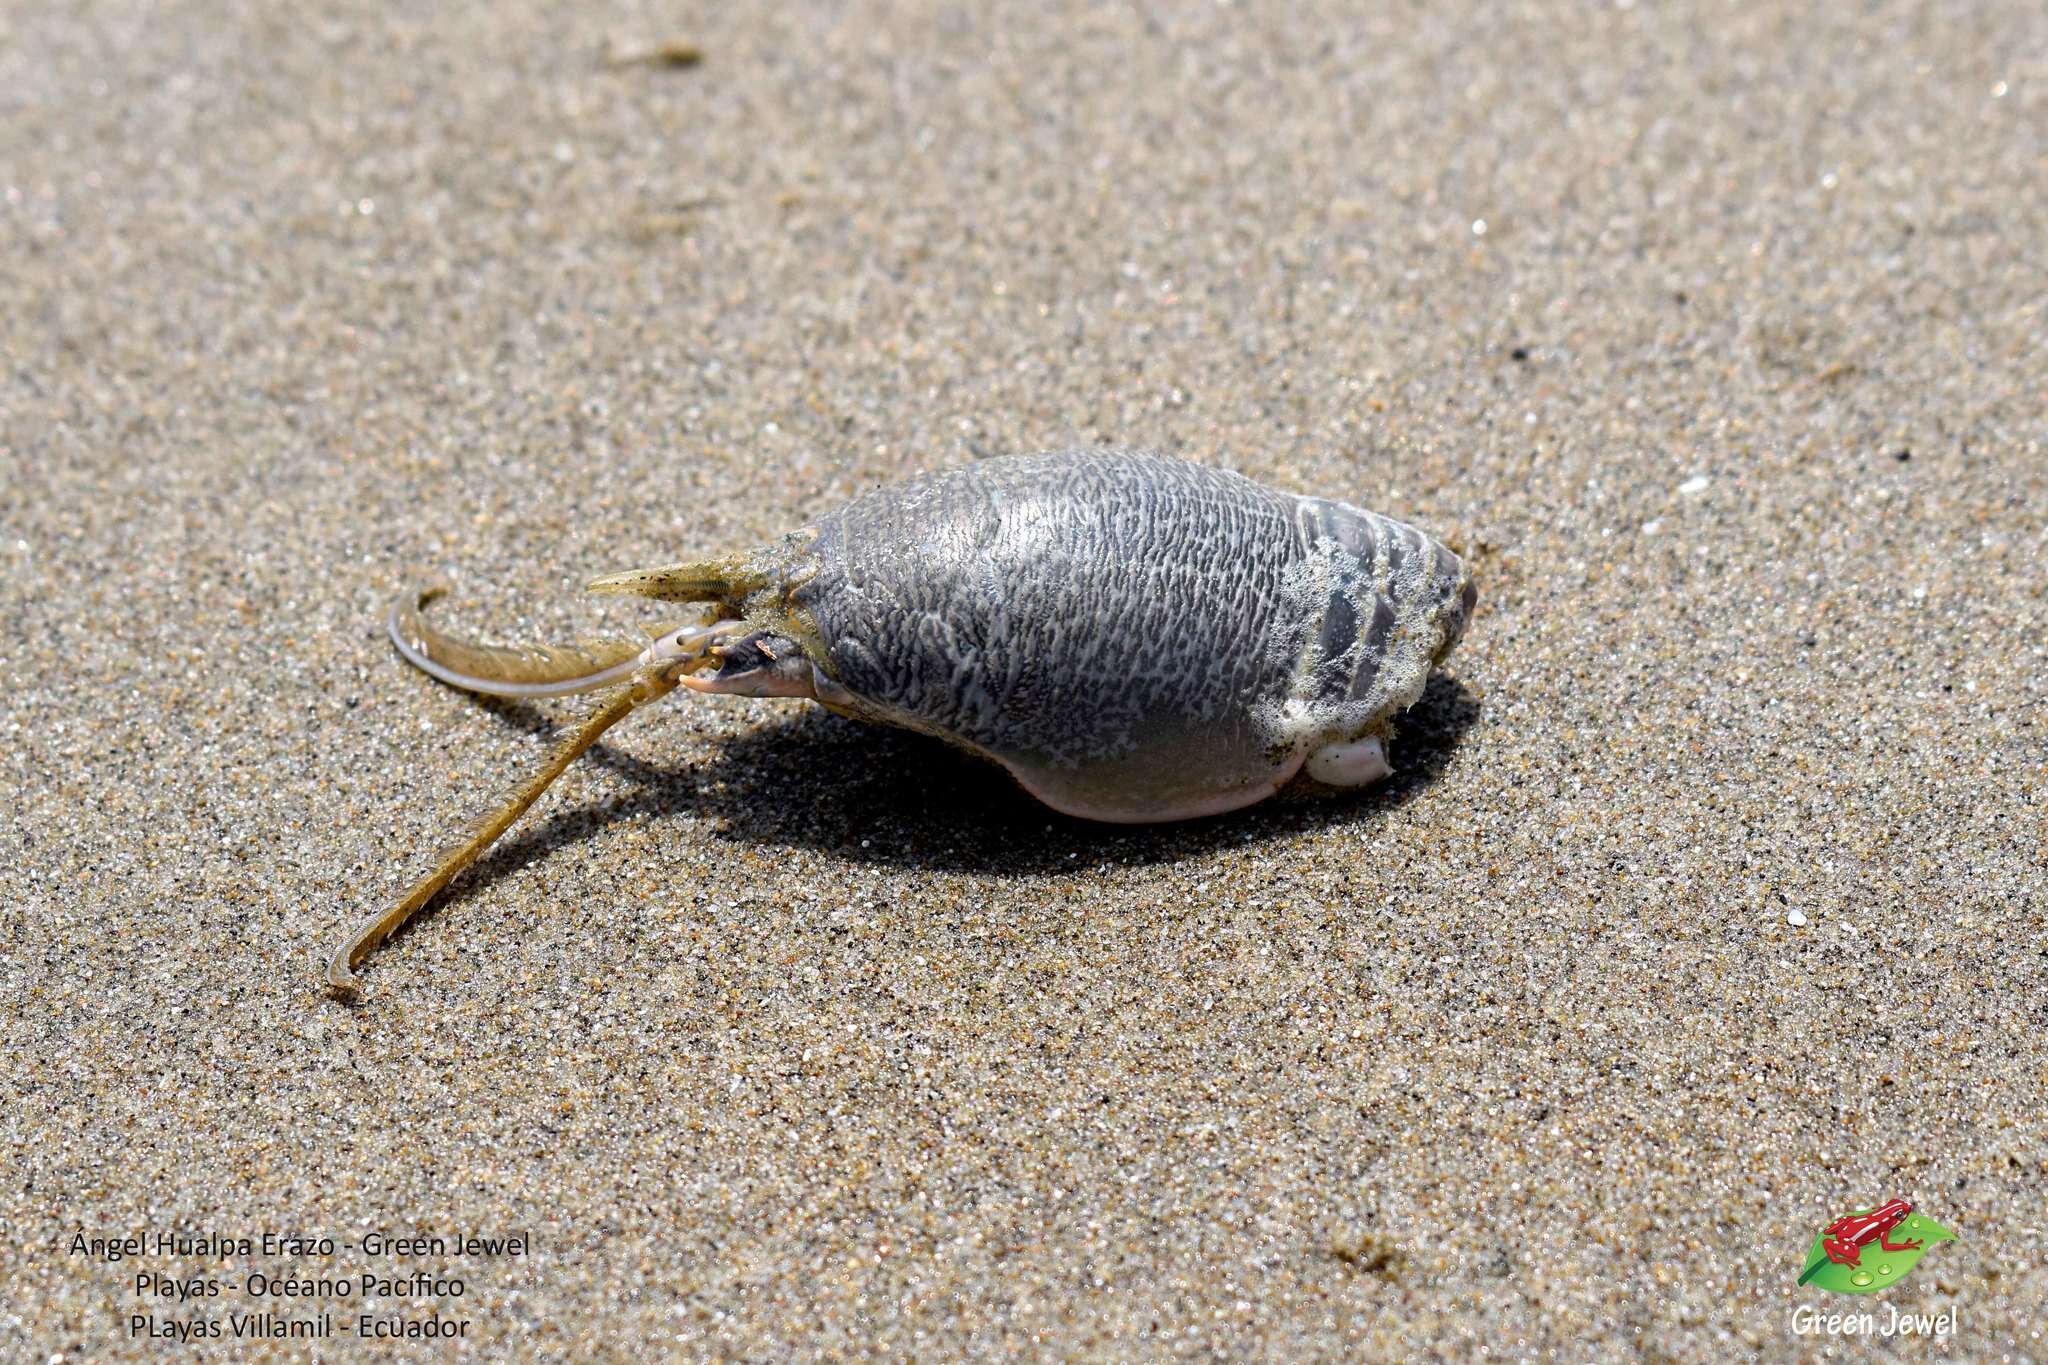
772, 449, 1473, 821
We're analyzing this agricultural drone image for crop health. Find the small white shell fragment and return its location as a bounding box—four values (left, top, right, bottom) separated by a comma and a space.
1678, 474, 1712, 496
1786, 908, 1808, 927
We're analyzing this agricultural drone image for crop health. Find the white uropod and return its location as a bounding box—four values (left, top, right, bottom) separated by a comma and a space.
327, 449, 1476, 996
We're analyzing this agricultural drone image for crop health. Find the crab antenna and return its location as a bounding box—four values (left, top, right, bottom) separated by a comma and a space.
389, 588, 649, 698
325, 676, 673, 1000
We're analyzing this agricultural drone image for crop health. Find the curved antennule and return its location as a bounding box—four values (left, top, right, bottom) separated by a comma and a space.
389, 588, 650, 698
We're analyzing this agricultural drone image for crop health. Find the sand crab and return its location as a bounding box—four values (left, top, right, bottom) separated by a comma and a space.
327, 449, 1475, 996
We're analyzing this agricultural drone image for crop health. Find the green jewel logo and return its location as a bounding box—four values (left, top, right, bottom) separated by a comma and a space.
1796, 1199, 1956, 1294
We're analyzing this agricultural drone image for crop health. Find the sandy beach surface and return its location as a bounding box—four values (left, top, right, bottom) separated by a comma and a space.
4, 1, 2043, 1358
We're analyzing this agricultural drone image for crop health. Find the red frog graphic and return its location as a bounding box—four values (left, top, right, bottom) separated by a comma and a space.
1821, 1199, 1923, 1267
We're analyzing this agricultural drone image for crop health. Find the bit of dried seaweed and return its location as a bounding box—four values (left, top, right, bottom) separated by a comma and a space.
605, 39, 704, 69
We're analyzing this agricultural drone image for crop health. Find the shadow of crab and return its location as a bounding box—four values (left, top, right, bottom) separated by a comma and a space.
446, 673, 1480, 889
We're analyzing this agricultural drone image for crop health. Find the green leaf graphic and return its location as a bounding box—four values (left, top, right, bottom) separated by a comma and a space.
1796, 1212, 1956, 1294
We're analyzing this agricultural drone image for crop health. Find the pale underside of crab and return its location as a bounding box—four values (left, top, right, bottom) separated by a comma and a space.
327, 449, 1475, 996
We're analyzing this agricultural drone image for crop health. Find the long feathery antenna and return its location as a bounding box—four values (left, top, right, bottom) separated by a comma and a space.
325, 680, 666, 999
389, 588, 648, 698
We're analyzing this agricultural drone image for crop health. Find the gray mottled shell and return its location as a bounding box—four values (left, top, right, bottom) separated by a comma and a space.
758, 449, 1473, 821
